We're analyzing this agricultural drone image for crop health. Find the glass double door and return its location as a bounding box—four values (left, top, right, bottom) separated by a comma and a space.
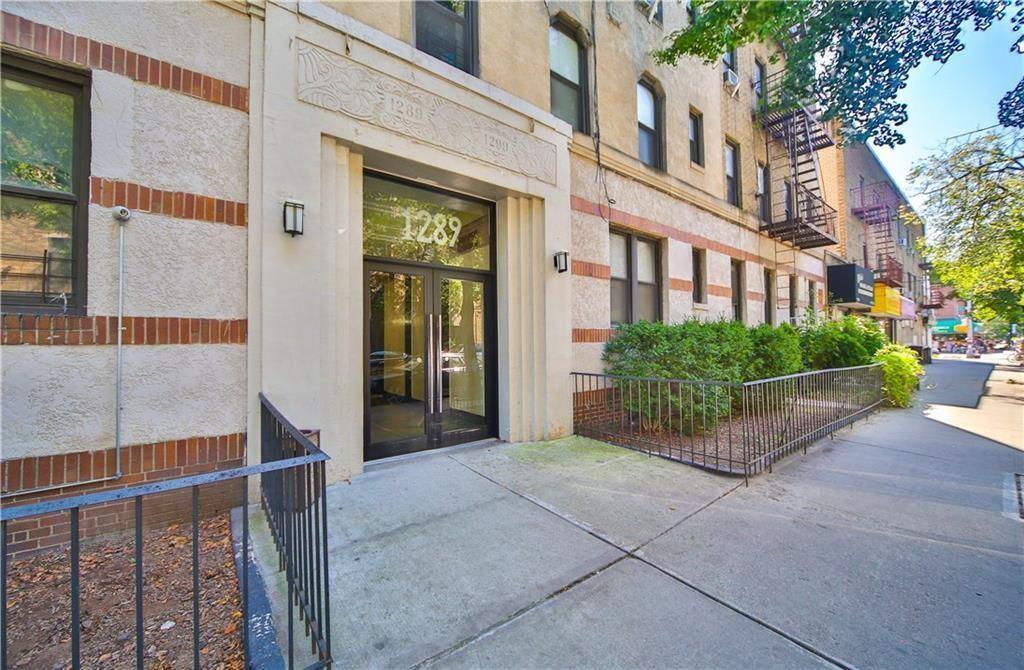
365, 262, 493, 459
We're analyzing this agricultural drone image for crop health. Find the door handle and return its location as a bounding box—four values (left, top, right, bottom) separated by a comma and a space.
436, 313, 443, 414
427, 313, 435, 415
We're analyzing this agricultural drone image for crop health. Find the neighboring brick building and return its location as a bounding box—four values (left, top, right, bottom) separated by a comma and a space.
3, 1, 849, 549
818, 139, 931, 347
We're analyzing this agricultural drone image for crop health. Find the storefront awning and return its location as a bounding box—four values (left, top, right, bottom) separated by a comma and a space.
869, 283, 901, 318
899, 296, 916, 320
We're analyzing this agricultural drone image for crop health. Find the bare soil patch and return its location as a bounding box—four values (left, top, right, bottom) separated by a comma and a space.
6, 514, 244, 669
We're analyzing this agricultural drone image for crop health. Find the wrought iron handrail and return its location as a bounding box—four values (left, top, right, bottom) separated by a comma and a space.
572, 364, 882, 483
1, 393, 332, 670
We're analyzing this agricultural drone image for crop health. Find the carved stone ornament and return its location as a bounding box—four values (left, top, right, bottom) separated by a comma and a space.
297, 40, 557, 185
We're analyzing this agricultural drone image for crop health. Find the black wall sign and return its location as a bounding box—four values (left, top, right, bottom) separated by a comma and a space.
827, 263, 875, 307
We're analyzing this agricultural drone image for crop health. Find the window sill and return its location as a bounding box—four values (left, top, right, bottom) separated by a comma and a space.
1, 305, 87, 317
693, 302, 709, 310
690, 161, 705, 173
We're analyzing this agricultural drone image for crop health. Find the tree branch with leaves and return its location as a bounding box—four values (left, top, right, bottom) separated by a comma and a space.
909, 129, 1024, 323
654, 0, 1024, 147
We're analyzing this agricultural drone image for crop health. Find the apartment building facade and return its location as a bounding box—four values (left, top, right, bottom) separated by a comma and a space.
2, 0, 841, 519
819, 140, 931, 347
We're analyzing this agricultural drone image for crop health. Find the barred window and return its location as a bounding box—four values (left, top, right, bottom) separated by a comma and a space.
1, 54, 90, 312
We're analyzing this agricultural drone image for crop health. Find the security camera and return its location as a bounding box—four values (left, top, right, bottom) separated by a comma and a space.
113, 206, 132, 222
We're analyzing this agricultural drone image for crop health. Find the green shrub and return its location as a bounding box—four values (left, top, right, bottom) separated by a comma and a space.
602, 319, 751, 432
873, 343, 923, 407
799, 315, 887, 370
603, 319, 752, 383
748, 322, 803, 379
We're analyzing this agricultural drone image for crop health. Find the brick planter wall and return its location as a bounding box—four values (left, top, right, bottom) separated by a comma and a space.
1, 433, 245, 559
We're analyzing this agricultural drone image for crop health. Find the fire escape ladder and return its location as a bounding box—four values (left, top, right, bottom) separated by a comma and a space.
757, 72, 838, 260
850, 182, 904, 288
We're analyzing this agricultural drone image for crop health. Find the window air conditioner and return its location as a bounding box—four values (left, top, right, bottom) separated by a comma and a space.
723, 68, 740, 95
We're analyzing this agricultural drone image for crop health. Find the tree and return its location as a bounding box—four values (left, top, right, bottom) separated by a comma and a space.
909, 129, 1024, 323
654, 0, 1024, 147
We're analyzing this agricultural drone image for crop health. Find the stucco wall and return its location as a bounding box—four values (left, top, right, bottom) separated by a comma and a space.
5, 1, 250, 86
2, 344, 246, 459
1, 1, 250, 465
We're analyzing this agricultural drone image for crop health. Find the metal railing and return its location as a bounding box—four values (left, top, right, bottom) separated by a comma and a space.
572, 364, 882, 482
0, 393, 332, 670
259, 393, 333, 669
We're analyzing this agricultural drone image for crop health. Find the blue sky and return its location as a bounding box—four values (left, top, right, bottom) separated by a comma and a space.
873, 14, 1023, 212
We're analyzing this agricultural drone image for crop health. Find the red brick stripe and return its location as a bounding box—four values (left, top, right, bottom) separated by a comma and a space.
1, 12, 248, 112
1, 315, 247, 345
571, 195, 826, 283
747, 291, 765, 302
572, 327, 615, 343
1, 432, 246, 558
1, 433, 246, 497
669, 278, 694, 292
90, 178, 246, 226
571, 260, 611, 279
708, 285, 732, 298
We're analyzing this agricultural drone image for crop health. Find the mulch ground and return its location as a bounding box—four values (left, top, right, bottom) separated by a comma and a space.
578, 397, 868, 475
5, 514, 244, 670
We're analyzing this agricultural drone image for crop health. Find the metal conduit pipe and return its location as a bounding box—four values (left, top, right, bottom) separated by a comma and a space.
0, 208, 131, 500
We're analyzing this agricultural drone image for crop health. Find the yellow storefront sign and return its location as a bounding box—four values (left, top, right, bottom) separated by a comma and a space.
870, 283, 901, 318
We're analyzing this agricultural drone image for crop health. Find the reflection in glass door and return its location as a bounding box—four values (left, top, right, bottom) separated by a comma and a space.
367, 268, 429, 455
438, 274, 488, 446
363, 172, 495, 460
365, 265, 493, 459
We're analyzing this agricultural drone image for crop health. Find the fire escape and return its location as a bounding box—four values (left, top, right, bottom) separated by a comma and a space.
757, 71, 838, 322
849, 181, 904, 288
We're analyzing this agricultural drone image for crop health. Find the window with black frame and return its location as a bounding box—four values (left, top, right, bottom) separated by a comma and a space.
689, 109, 704, 166
731, 259, 745, 323
789, 275, 799, 321
549, 23, 588, 133
1, 54, 90, 312
754, 59, 767, 109
783, 179, 794, 221
610, 230, 660, 324
764, 268, 775, 325
692, 246, 706, 304
637, 79, 662, 169
757, 162, 770, 222
725, 140, 740, 206
415, 0, 477, 74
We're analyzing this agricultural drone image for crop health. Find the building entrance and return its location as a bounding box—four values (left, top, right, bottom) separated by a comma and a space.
362, 173, 496, 459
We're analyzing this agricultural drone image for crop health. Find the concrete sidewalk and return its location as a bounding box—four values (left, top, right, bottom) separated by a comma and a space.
251, 359, 1023, 669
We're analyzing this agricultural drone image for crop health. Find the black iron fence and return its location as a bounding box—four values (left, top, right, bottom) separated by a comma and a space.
572, 364, 882, 482
0, 393, 331, 670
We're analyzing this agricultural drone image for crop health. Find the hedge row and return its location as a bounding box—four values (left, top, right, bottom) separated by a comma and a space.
602, 315, 920, 410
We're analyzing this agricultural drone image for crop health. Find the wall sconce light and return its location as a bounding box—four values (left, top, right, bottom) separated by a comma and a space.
283, 199, 305, 237
553, 250, 569, 273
